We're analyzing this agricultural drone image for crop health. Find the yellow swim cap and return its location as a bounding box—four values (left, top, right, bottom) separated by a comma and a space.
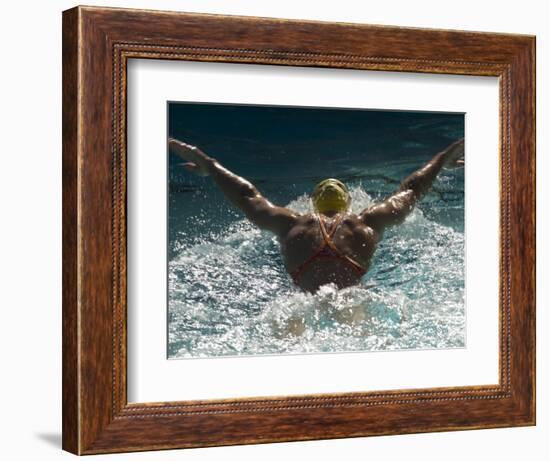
311, 178, 350, 214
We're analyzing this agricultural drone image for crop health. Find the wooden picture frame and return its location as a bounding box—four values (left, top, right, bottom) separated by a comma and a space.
62, 5, 535, 455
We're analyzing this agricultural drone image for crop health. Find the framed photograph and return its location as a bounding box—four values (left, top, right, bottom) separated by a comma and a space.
62, 5, 535, 455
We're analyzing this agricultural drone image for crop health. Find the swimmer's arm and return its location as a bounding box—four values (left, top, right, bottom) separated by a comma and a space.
359, 138, 464, 233
209, 162, 299, 236
169, 138, 298, 236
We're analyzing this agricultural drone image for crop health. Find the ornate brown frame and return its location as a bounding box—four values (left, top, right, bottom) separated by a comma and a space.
62, 5, 535, 455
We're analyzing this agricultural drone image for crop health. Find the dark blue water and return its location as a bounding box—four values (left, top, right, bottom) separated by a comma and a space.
167, 103, 465, 358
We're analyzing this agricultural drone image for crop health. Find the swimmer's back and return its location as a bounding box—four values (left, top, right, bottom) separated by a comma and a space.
279, 213, 379, 291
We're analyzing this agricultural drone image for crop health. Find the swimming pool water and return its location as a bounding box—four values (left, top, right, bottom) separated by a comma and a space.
167, 161, 465, 358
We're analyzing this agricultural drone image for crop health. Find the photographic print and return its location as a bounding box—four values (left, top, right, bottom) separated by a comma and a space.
62, 8, 535, 452
167, 102, 465, 359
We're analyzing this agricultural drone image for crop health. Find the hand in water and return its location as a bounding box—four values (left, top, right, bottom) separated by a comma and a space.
442, 138, 465, 169
168, 138, 213, 176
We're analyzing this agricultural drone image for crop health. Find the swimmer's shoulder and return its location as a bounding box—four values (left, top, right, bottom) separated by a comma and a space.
293, 212, 363, 228
341, 213, 376, 234
291, 213, 370, 230
341, 212, 362, 227
295, 213, 317, 226
282, 213, 318, 241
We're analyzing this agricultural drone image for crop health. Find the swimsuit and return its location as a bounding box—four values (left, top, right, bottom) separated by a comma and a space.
290, 213, 367, 284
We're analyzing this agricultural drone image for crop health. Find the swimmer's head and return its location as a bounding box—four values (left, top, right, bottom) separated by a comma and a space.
311, 178, 350, 214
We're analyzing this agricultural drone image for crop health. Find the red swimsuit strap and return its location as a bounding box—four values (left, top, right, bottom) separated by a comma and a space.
291, 214, 366, 283
318, 214, 367, 275
317, 213, 343, 250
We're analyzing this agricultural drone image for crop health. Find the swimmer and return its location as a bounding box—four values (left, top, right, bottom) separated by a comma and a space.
169, 137, 464, 293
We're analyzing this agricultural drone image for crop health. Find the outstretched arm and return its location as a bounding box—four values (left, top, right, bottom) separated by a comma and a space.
360, 138, 464, 234
169, 138, 298, 237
